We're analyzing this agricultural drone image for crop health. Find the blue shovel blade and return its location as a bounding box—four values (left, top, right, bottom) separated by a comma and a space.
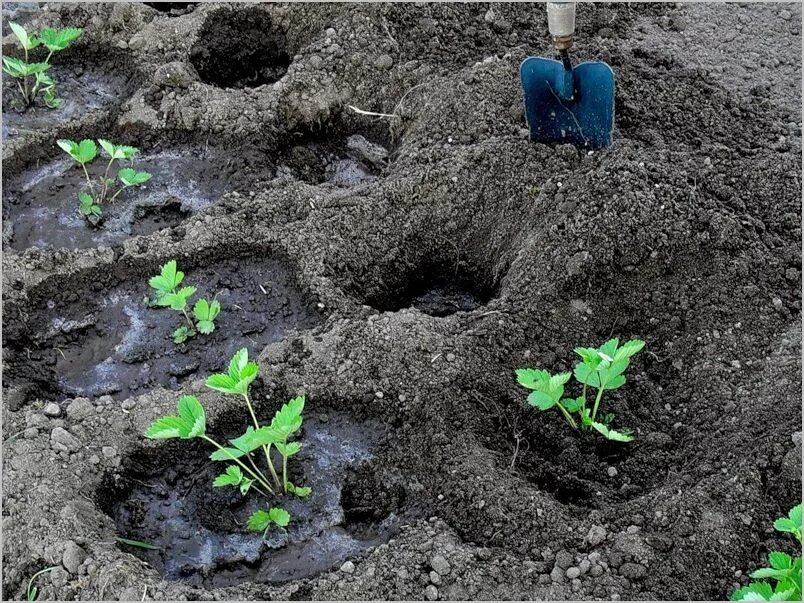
520, 57, 615, 149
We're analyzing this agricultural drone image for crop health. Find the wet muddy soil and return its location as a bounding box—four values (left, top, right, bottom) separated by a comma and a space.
3, 147, 234, 250
4, 257, 321, 402
101, 413, 404, 587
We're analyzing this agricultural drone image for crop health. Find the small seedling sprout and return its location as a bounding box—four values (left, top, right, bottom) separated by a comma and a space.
57, 138, 152, 224
3, 22, 81, 109
731, 504, 802, 601
147, 260, 220, 344
145, 348, 310, 536
26, 566, 58, 601
517, 338, 645, 442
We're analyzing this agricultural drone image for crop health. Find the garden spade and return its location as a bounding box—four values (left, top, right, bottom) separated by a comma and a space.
520, 2, 614, 148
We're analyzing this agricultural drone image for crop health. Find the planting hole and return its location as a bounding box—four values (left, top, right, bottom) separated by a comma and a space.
3, 148, 232, 251
189, 9, 290, 89
4, 257, 321, 401
98, 413, 403, 587
143, 2, 197, 16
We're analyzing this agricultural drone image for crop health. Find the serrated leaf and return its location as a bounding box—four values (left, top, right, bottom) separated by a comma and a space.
205, 373, 239, 394
276, 441, 301, 457
774, 518, 800, 538
751, 568, 789, 581
574, 362, 601, 388
269, 507, 291, 527
574, 346, 602, 366
76, 139, 97, 164
39, 26, 82, 51
732, 582, 775, 601
144, 415, 187, 439
149, 260, 184, 292
230, 426, 281, 453
239, 477, 254, 495
599, 338, 619, 358
209, 446, 246, 462
2, 56, 26, 78
213, 465, 243, 487
549, 372, 571, 391
515, 368, 550, 390
118, 167, 151, 186
177, 395, 205, 437
228, 348, 250, 381
527, 390, 556, 411
173, 326, 193, 344
614, 339, 646, 360
603, 374, 626, 390
57, 138, 78, 157
197, 320, 215, 335
247, 510, 271, 532
769, 552, 793, 571
98, 139, 115, 157
287, 482, 311, 497
270, 396, 304, 438
590, 421, 633, 442
562, 396, 584, 413
9, 22, 34, 49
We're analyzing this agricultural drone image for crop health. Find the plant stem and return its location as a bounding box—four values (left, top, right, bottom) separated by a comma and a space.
282, 448, 288, 493
245, 454, 273, 489
180, 306, 196, 332
242, 392, 282, 490
200, 435, 275, 495
100, 157, 115, 203
108, 187, 126, 204
23, 47, 30, 105
591, 385, 607, 424
556, 401, 578, 430
80, 162, 95, 194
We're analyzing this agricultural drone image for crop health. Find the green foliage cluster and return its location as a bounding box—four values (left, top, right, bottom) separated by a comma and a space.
145, 348, 310, 537
517, 338, 645, 442
148, 260, 220, 344
3, 22, 81, 109
57, 138, 152, 224
732, 504, 802, 601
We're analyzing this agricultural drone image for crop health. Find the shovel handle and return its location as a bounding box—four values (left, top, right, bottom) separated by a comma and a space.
547, 2, 576, 50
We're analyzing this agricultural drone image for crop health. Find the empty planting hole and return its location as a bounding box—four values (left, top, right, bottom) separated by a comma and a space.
189, 9, 290, 89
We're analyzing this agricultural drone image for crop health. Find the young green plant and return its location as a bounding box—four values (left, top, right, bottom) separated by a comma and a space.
147, 260, 220, 344
145, 349, 311, 537
731, 504, 802, 601
517, 338, 645, 442
57, 138, 152, 224
3, 22, 81, 109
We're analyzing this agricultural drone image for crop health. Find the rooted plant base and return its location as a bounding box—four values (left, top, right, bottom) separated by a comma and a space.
4, 257, 320, 401
1, 3, 801, 602
101, 413, 403, 587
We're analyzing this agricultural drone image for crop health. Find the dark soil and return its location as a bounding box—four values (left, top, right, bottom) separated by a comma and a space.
1, 2, 801, 602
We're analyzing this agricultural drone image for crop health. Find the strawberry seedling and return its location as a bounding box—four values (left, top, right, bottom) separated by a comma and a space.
57, 138, 152, 225
147, 260, 220, 344
517, 338, 645, 442
145, 349, 310, 537
3, 22, 81, 109
732, 504, 802, 601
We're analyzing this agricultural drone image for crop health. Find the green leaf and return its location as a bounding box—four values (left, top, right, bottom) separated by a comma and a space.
3, 56, 26, 78
144, 415, 187, 439
549, 372, 571, 391
574, 362, 601, 388
98, 139, 115, 157
173, 326, 195, 344
614, 339, 646, 361
115, 537, 161, 550
590, 421, 633, 442
287, 482, 312, 498
9, 22, 39, 50
209, 446, 246, 462
562, 396, 584, 413
515, 368, 550, 390
161, 286, 196, 311
99, 140, 139, 160
751, 568, 789, 581
78, 191, 97, 215
194, 298, 221, 322
230, 426, 280, 453
197, 320, 215, 335
22, 62, 51, 76
213, 465, 243, 487
118, 167, 151, 186
149, 260, 184, 293
239, 477, 254, 495
599, 338, 620, 359
42, 86, 62, 108
247, 509, 271, 532
35, 71, 55, 86
574, 346, 602, 367
205, 373, 240, 395
527, 390, 556, 411
76, 139, 97, 164
603, 374, 626, 390
39, 26, 82, 52
769, 552, 793, 571
276, 441, 301, 457
228, 348, 250, 381
177, 395, 206, 437
732, 583, 775, 601
268, 507, 291, 528
270, 396, 304, 439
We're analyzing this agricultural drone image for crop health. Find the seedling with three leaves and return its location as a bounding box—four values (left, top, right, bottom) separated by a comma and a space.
731, 504, 802, 601
145, 348, 311, 537
3, 22, 81, 109
57, 138, 152, 224
517, 338, 645, 442
147, 260, 220, 344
